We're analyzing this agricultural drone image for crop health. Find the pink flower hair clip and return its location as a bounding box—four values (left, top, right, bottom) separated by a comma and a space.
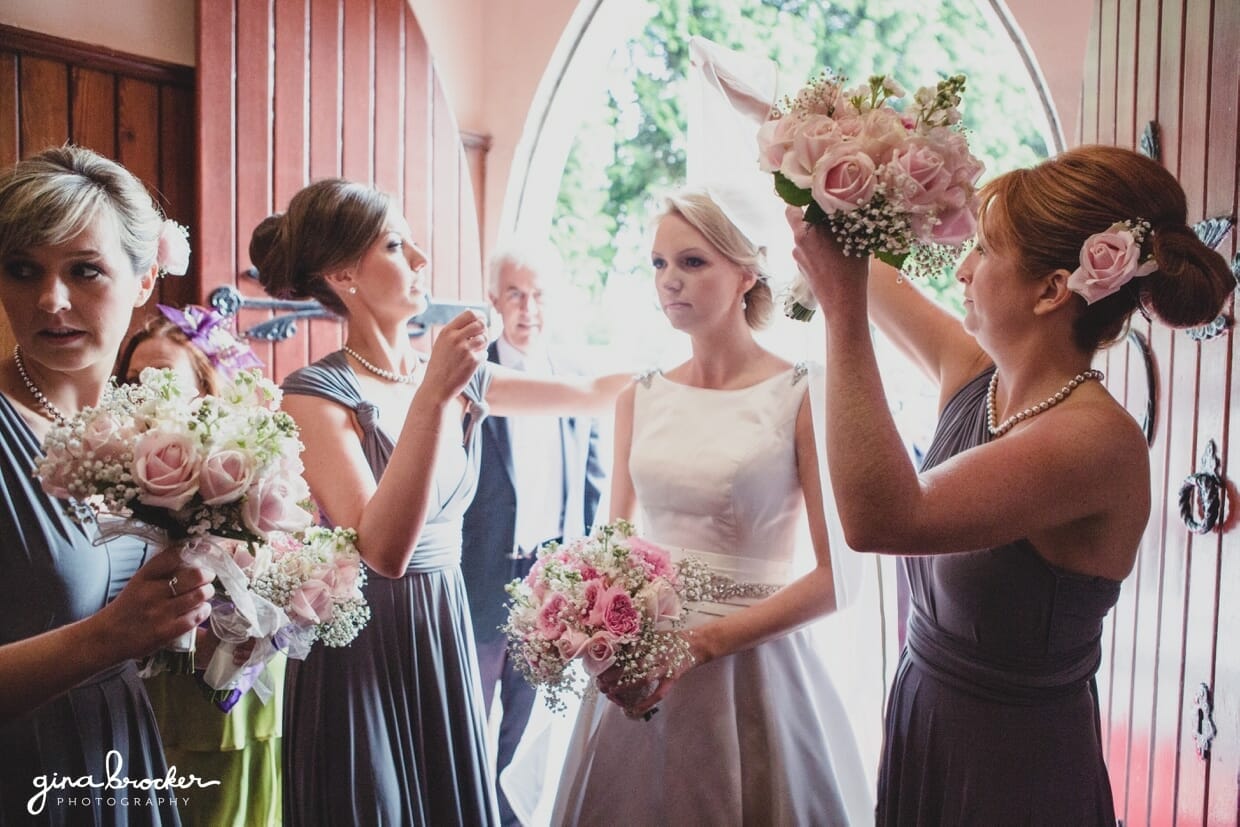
1066, 218, 1159, 304
157, 304, 264, 378
157, 219, 192, 277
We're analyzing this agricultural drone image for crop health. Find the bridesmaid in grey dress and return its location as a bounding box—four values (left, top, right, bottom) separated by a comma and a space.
0, 147, 214, 825
791, 145, 1233, 822
250, 179, 625, 825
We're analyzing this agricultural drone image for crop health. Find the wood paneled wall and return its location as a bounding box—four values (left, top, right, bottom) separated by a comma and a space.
1082, 1, 1239, 823
0, 24, 198, 347
197, 0, 485, 385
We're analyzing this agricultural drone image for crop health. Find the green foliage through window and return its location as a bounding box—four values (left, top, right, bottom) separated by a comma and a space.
550, 0, 1052, 328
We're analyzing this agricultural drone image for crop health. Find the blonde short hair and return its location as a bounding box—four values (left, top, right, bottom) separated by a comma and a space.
0, 145, 163, 275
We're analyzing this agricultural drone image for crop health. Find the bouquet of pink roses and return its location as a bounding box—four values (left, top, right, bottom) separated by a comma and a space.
33, 367, 345, 682
197, 526, 371, 708
759, 71, 984, 319
503, 520, 726, 712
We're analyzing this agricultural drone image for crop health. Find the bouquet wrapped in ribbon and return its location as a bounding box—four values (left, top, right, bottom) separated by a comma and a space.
759, 71, 984, 319
200, 526, 371, 709
503, 520, 769, 712
33, 367, 370, 702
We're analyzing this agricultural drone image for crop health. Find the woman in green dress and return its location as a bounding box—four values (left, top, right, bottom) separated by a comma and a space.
118, 307, 283, 827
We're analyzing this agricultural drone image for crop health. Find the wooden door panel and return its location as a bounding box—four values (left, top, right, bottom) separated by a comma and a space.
71, 67, 117, 156
19, 56, 69, 151
271, 0, 313, 383
1083, 0, 1238, 820
197, 0, 486, 383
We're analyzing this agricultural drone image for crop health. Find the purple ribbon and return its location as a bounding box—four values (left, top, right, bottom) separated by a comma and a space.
157, 304, 264, 378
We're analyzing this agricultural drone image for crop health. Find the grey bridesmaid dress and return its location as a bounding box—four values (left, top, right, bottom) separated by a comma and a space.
280, 351, 498, 826
0, 392, 179, 826
877, 368, 1121, 826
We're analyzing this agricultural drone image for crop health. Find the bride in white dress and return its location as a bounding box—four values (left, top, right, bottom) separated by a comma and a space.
546, 191, 872, 826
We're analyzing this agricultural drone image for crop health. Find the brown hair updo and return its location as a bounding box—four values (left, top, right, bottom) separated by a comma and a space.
249, 179, 393, 316
657, 190, 774, 329
978, 145, 1233, 351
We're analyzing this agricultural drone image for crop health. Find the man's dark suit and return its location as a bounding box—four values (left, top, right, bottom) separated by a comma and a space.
461, 340, 605, 826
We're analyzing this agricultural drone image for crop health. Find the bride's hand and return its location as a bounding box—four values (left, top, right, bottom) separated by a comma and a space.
596, 630, 703, 719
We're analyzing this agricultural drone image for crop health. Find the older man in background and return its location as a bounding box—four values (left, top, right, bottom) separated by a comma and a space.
462, 244, 606, 826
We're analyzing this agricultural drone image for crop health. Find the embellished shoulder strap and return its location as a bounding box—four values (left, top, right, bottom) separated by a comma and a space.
635, 368, 661, 389
791, 361, 809, 386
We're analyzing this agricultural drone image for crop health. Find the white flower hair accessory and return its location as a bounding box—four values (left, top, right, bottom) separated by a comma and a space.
1066, 219, 1158, 304
157, 219, 192, 276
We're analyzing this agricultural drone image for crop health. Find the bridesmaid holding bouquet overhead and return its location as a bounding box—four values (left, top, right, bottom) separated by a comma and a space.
792, 145, 1233, 823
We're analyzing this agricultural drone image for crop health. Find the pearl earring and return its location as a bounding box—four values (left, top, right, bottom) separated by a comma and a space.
741, 297, 747, 310
348, 286, 358, 295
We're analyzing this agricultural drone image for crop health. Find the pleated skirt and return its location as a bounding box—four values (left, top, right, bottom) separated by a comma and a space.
282, 564, 497, 826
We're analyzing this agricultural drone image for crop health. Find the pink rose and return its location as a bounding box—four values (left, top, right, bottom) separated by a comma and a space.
156, 220, 191, 276
831, 114, 864, 140
642, 580, 682, 631
80, 411, 131, 463
581, 632, 618, 676
132, 430, 201, 510
199, 449, 256, 505
778, 115, 842, 188
37, 450, 75, 499
526, 559, 549, 601
811, 144, 878, 214
535, 593, 569, 640
289, 579, 334, 624
911, 203, 977, 247
582, 578, 607, 617
1066, 227, 1158, 304
555, 628, 590, 661
322, 557, 363, 600
241, 474, 313, 537
929, 128, 984, 189
757, 115, 799, 174
268, 531, 303, 559
590, 586, 641, 639
884, 139, 953, 213
626, 538, 673, 579
854, 108, 907, 164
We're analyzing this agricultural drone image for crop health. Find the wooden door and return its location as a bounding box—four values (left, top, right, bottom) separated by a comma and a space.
1082, 1, 1239, 823
197, 0, 486, 384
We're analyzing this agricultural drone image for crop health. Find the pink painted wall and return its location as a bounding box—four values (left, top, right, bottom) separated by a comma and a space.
406, 0, 579, 256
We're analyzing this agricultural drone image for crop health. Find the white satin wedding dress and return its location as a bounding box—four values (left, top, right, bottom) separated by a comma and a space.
539, 365, 872, 826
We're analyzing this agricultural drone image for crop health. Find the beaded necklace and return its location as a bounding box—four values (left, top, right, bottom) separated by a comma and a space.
13, 346, 68, 425
343, 346, 419, 385
986, 369, 1104, 437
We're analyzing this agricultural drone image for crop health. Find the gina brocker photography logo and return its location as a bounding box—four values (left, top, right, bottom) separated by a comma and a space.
27, 750, 221, 816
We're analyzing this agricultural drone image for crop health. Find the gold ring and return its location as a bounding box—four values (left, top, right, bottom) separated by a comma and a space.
168, 576, 178, 597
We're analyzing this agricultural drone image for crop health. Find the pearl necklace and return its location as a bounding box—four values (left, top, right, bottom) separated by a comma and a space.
13, 346, 69, 426
343, 346, 419, 385
987, 368, 1104, 437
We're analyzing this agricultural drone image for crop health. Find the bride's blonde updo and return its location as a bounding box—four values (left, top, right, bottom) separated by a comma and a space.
250, 179, 393, 316
657, 190, 774, 329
